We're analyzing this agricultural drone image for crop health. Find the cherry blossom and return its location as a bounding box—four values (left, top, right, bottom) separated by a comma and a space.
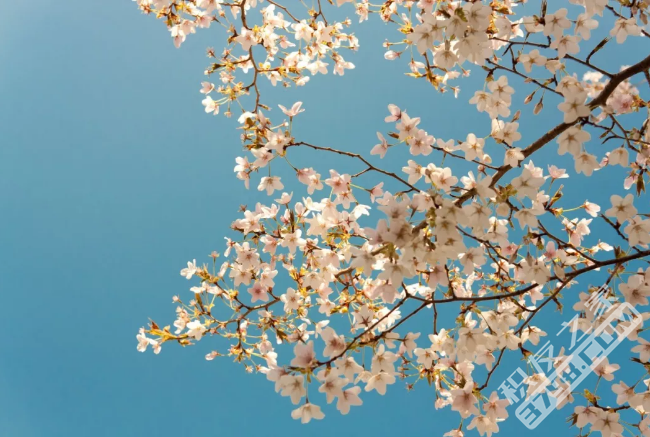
291, 403, 325, 424
133, 0, 650, 433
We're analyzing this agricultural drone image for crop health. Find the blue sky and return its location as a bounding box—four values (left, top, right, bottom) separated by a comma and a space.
1, 1, 648, 436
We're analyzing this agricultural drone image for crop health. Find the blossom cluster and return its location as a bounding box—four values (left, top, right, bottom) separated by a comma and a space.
133, 0, 650, 435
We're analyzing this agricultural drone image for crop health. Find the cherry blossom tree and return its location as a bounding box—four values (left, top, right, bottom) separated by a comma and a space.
134, 0, 650, 434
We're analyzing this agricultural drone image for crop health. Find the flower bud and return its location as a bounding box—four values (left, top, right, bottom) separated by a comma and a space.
384, 50, 399, 60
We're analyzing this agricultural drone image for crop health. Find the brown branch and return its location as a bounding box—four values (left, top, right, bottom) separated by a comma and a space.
455, 52, 650, 206
288, 141, 419, 192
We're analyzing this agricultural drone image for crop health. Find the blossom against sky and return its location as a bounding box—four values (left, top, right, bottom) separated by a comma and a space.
1, 0, 650, 436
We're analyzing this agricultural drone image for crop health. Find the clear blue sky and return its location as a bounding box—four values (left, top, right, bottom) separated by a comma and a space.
1, 1, 648, 436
